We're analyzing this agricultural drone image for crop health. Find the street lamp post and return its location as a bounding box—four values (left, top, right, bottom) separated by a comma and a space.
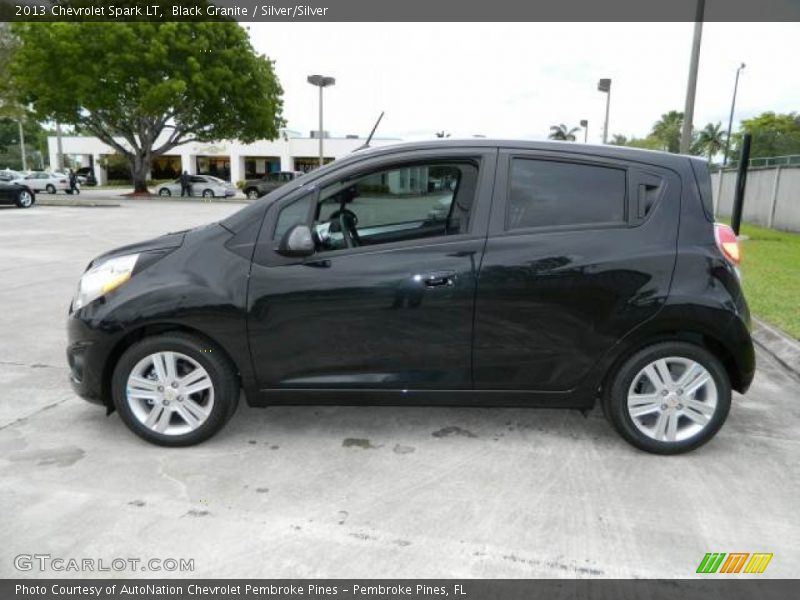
580, 119, 588, 143
723, 63, 746, 166
597, 79, 611, 144
307, 74, 335, 167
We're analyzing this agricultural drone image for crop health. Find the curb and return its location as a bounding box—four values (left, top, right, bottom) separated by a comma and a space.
125, 195, 252, 204
751, 318, 800, 379
37, 199, 120, 208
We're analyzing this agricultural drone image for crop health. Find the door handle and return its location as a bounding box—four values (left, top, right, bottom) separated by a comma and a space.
420, 271, 456, 288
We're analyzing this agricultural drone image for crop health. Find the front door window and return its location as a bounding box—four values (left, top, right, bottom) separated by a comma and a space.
310, 162, 478, 252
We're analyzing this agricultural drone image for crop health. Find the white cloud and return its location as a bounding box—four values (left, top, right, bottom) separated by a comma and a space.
246, 22, 799, 143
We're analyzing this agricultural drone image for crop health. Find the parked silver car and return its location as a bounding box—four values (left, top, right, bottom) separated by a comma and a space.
0, 169, 25, 182
12, 171, 69, 193
156, 175, 236, 198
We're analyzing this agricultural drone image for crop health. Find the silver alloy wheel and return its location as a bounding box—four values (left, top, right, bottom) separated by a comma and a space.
626, 356, 718, 443
126, 351, 214, 436
247, 189, 259, 199
159, 188, 171, 196
18, 190, 32, 207
202, 189, 213, 198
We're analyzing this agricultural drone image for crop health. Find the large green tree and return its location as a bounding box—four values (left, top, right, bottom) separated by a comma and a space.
9, 21, 284, 192
733, 111, 800, 159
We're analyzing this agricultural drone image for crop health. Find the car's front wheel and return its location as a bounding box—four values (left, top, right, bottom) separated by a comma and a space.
159, 188, 171, 196
111, 333, 239, 446
15, 189, 34, 208
603, 341, 731, 454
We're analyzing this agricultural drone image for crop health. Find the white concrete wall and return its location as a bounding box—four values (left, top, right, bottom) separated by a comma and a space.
47, 133, 399, 185
711, 165, 800, 232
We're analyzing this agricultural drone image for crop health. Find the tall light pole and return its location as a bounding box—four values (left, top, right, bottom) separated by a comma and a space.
679, 0, 705, 154
307, 74, 335, 167
580, 119, 588, 143
597, 78, 611, 144
723, 63, 746, 166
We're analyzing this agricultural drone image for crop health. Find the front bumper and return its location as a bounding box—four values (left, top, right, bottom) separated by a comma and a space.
66, 313, 119, 406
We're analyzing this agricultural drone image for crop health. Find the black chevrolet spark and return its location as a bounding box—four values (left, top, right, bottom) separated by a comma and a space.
67, 140, 754, 453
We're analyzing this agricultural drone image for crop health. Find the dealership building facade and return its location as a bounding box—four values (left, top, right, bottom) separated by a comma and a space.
47, 129, 400, 185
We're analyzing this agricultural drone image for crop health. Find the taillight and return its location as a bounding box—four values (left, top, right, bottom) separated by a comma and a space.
714, 223, 741, 265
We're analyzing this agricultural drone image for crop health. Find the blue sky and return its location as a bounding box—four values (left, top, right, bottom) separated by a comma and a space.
247, 22, 799, 142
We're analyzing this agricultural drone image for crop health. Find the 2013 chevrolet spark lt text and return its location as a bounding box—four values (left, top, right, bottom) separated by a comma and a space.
66, 140, 754, 453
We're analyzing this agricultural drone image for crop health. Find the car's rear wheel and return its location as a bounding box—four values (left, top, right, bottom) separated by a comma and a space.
111, 333, 239, 446
46, 184, 56, 194
202, 189, 214, 198
245, 188, 260, 200
15, 189, 34, 208
159, 188, 171, 196
603, 341, 731, 454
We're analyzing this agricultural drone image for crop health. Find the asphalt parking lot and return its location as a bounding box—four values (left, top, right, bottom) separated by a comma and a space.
1, 199, 798, 578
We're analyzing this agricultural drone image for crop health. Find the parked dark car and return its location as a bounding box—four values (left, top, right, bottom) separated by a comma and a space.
0, 180, 35, 208
67, 140, 754, 453
242, 170, 303, 200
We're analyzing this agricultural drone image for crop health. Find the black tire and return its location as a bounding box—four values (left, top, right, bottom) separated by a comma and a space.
202, 189, 214, 198
111, 333, 239, 446
15, 189, 34, 208
603, 341, 731, 455
46, 184, 56, 194
245, 188, 260, 200
159, 188, 171, 196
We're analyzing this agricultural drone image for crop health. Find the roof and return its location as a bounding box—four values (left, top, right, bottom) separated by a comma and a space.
349, 138, 696, 170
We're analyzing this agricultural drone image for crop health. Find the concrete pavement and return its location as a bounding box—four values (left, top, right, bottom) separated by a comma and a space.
1, 200, 798, 578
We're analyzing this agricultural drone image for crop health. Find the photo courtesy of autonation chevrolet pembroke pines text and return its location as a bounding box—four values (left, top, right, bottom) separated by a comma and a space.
0, 0, 798, 598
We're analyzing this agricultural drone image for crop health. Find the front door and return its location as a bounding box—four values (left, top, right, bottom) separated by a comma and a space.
247, 149, 497, 392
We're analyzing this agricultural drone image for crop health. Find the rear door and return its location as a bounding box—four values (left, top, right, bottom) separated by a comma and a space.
247, 147, 497, 392
473, 149, 680, 393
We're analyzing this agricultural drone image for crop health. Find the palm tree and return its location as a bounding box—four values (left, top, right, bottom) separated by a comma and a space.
651, 111, 684, 153
548, 124, 581, 141
609, 134, 629, 146
694, 122, 725, 162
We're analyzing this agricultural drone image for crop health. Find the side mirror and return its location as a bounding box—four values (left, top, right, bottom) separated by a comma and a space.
278, 224, 315, 257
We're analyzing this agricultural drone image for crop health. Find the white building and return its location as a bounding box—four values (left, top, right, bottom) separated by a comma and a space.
47, 129, 400, 185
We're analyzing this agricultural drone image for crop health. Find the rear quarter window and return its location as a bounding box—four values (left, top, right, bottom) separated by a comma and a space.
507, 158, 626, 229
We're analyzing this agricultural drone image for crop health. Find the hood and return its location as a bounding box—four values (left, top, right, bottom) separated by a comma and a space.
88, 231, 186, 270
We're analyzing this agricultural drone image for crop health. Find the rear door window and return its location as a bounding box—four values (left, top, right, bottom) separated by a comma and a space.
507, 159, 627, 229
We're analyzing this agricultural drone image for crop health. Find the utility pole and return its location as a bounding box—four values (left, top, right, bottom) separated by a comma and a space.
680, 0, 705, 154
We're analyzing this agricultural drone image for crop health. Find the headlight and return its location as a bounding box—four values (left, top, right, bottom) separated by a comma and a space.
74, 253, 139, 310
